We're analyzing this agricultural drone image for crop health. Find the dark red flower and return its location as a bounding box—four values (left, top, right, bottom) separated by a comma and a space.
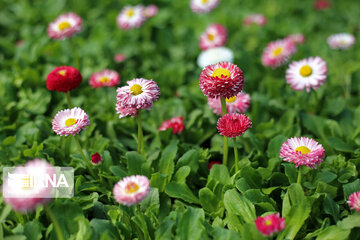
46, 66, 82, 92
208, 161, 221, 170
91, 153, 102, 165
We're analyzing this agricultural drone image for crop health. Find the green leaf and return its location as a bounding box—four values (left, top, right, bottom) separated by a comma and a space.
109, 165, 127, 178
3, 136, 16, 146
127, 151, 145, 175
165, 182, 199, 204
176, 149, 199, 175
282, 163, 297, 184
223, 189, 256, 224
24, 220, 42, 240
323, 195, 339, 222
150, 172, 168, 192
240, 166, 262, 188
343, 179, 360, 198
174, 166, 191, 183
90, 218, 119, 239
327, 137, 353, 152
155, 219, 175, 240
315, 226, 350, 240
267, 135, 287, 158
158, 139, 178, 180
176, 207, 209, 240
337, 214, 360, 230
212, 227, 242, 240
199, 187, 218, 212
278, 183, 311, 240
207, 164, 231, 190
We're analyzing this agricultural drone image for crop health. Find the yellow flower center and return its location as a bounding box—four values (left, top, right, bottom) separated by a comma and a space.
126, 9, 134, 17
202, 0, 209, 3
65, 118, 77, 127
58, 70, 66, 76
265, 220, 272, 226
130, 84, 143, 95
226, 96, 237, 103
212, 68, 231, 78
272, 47, 283, 56
299, 65, 312, 77
58, 21, 71, 31
124, 182, 139, 194
208, 33, 215, 41
295, 146, 311, 154
99, 77, 110, 83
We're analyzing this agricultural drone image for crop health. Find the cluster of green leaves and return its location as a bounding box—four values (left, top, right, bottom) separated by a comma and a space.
1, 0, 360, 239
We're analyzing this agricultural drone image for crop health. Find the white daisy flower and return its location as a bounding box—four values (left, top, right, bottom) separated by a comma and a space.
286, 56, 327, 92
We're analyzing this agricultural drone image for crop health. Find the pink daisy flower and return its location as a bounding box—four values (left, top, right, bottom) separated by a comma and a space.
47, 13, 82, 40
261, 39, 297, 68
208, 92, 251, 116
199, 61, 244, 99
327, 33, 355, 50
158, 117, 185, 134
2, 159, 56, 212
117, 5, 146, 30
116, 78, 160, 110
217, 113, 252, 138
52, 107, 90, 136
280, 137, 325, 168
91, 153, 102, 165
113, 175, 150, 206
255, 213, 285, 236
115, 105, 139, 119
199, 24, 227, 50
89, 69, 120, 88
285, 33, 306, 45
348, 191, 360, 212
243, 14, 267, 26
190, 0, 220, 14
114, 53, 126, 63
286, 56, 327, 92
144, 5, 158, 18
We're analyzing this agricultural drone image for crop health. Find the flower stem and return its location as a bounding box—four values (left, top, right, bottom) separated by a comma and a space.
232, 138, 239, 173
220, 98, 228, 166
69, 38, 79, 69
297, 166, 302, 185
73, 135, 96, 178
45, 206, 65, 240
137, 110, 144, 154
66, 91, 72, 108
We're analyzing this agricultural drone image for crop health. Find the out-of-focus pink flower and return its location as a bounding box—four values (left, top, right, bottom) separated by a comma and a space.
255, 213, 285, 236
47, 12, 82, 40
190, 0, 220, 14
243, 14, 266, 26
285, 33, 306, 45
113, 175, 150, 206
261, 39, 297, 68
117, 5, 146, 30
207, 92, 250, 116
348, 191, 360, 212
144, 5, 158, 18
158, 117, 185, 134
199, 23, 227, 50
114, 53, 126, 63
3, 159, 56, 212
314, 0, 331, 10
89, 69, 120, 88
